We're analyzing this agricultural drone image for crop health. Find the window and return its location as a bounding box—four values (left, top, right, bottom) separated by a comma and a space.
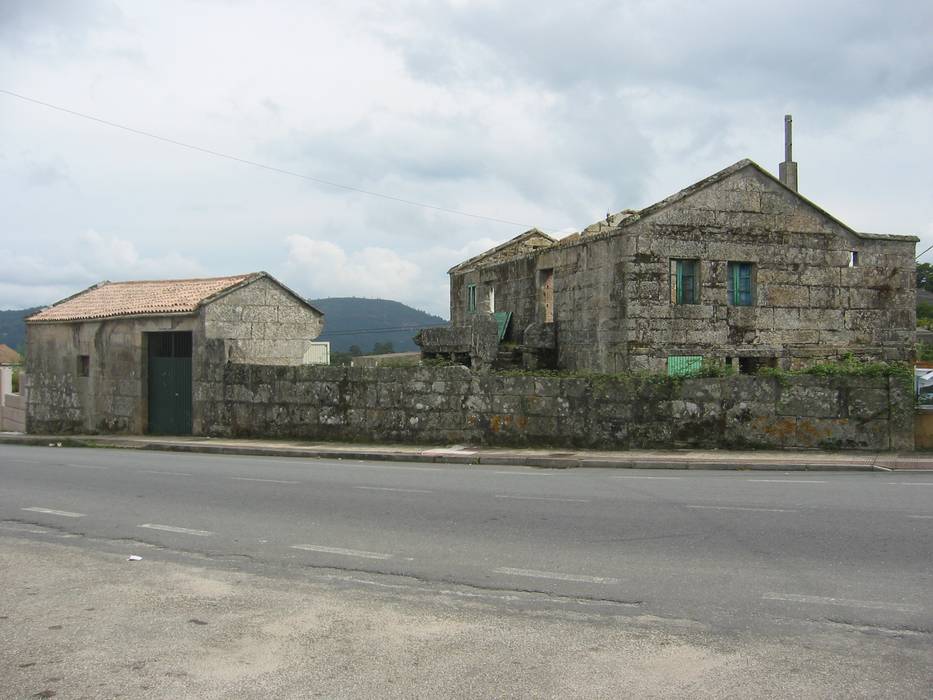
467, 284, 477, 313
848, 251, 859, 267
738, 357, 776, 374
670, 259, 699, 304
77, 355, 90, 377
668, 355, 702, 377
487, 286, 495, 312
727, 262, 754, 306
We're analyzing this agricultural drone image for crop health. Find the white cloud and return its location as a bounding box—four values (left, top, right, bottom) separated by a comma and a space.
0, 230, 205, 309
1, 0, 931, 313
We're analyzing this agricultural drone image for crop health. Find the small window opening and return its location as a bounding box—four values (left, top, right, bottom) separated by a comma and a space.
738, 357, 777, 374
670, 259, 699, 304
727, 262, 754, 306
467, 284, 477, 313
487, 286, 495, 312
848, 251, 859, 267
77, 355, 90, 377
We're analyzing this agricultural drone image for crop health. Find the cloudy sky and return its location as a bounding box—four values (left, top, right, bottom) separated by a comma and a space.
2, 0, 932, 317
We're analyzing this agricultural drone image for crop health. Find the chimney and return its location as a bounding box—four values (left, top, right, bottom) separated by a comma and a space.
778, 114, 798, 192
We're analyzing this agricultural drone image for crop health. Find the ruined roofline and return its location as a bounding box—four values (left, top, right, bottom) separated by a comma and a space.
447, 159, 918, 278
447, 228, 556, 274
575, 158, 918, 244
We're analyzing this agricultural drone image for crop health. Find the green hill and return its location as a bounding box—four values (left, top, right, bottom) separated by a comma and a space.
0, 307, 40, 352
0, 299, 446, 356
310, 297, 447, 353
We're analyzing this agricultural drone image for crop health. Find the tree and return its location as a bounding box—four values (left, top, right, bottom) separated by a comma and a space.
372, 341, 395, 355
348, 344, 363, 356
917, 263, 933, 293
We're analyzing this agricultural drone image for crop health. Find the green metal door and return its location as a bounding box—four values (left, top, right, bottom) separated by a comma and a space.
147, 331, 193, 435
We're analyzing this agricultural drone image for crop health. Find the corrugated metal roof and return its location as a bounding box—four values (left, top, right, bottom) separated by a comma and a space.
27, 273, 259, 323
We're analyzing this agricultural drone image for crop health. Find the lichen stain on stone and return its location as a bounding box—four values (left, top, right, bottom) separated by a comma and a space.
753, 416, 795, 440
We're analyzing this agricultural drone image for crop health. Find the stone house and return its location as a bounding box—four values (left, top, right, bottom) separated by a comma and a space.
26, 272, 324, 435
419, 155, 917, 374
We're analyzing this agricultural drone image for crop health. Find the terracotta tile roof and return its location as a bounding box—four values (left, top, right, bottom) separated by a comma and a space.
27, 273, 260, 323
0, 344, 22, 364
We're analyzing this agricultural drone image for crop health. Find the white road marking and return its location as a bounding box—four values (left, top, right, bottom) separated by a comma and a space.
291, 544, 392, 560
22, 507, 85, 518
887, 482, 933, 486
610, 475, 681, 480
140, 469, 193, 476
489, 471, 554, 476
747, 479, 827, 484
907, 515, 933, 519
762, 592, 921, 613
138, 523, 213, 537
686, 505, 797, 513
231, 477, 300, 484
355, 486, 433, 494
493, 567, 620, 585
494, 494, 589, 503
64, 463, 108, 470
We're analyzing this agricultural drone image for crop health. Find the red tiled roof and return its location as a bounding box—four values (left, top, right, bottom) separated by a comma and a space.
0, 344, 21, 364
27, 273, 260, 323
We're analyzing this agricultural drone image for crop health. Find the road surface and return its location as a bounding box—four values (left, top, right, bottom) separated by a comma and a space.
2, 443, 930, 635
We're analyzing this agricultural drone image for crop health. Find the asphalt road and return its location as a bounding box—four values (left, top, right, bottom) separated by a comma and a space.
2, 444, 931, 635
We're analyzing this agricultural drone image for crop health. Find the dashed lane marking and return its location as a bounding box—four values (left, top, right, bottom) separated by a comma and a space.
355, 486, 433, 494
291, 544, 393, 560
64, 463, 108, 470
138, 523, 213, 537
762, 592, 921, 613
22, 507, 85, 518
747, 479, 827, 484
494, 494, 590, 503
493, 567, 620, 585
231, 477, 300, 484
686, 505, 797, 513
140, 470, 193, 476
610, 475, 681, 480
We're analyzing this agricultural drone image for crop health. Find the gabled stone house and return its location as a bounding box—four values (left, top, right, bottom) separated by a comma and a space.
419, 155, 917, 374
26, 272, 324, 435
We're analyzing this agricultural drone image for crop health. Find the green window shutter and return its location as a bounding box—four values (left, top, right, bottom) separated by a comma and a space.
676, 261, 684, 304
731, 263, 740, 305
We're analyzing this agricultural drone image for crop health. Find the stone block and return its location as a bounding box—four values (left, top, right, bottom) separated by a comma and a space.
778, 380, 841, 418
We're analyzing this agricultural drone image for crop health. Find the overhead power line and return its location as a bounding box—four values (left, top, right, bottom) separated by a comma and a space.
0, 88, 540, 230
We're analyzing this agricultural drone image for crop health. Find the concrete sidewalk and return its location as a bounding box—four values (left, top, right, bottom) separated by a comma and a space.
2, 432, 931, 471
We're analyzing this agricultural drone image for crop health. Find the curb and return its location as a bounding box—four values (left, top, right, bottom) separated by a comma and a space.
0, 434, 909, 472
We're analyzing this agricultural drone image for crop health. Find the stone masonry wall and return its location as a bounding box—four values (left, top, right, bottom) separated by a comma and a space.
197, 365, 914, 451
200, 276, 324, 365
445, 164, 915, 374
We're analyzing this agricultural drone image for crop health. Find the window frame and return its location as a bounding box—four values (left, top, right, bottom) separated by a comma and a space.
467, 283, 477, 313
670, 259, 700, 305
727, 261, 755, 306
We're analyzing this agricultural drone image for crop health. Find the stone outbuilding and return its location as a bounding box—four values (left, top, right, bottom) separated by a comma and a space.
419, 155, 918, 373
26, 272, 323, 435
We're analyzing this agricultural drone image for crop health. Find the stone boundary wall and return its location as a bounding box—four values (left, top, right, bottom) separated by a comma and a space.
197, 365, 913, 451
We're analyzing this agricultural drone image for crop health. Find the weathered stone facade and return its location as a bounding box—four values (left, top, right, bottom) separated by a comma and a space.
198, 364, 913, 451
435, 161, 917, 373
26, 273, 323, 434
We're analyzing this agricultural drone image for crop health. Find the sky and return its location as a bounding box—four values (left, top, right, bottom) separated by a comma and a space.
2, 0, 932, 318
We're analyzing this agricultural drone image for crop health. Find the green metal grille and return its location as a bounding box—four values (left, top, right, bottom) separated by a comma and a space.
668, 355, 703, 377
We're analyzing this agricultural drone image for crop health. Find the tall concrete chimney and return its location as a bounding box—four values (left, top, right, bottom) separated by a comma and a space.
779, 114, 798, 192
